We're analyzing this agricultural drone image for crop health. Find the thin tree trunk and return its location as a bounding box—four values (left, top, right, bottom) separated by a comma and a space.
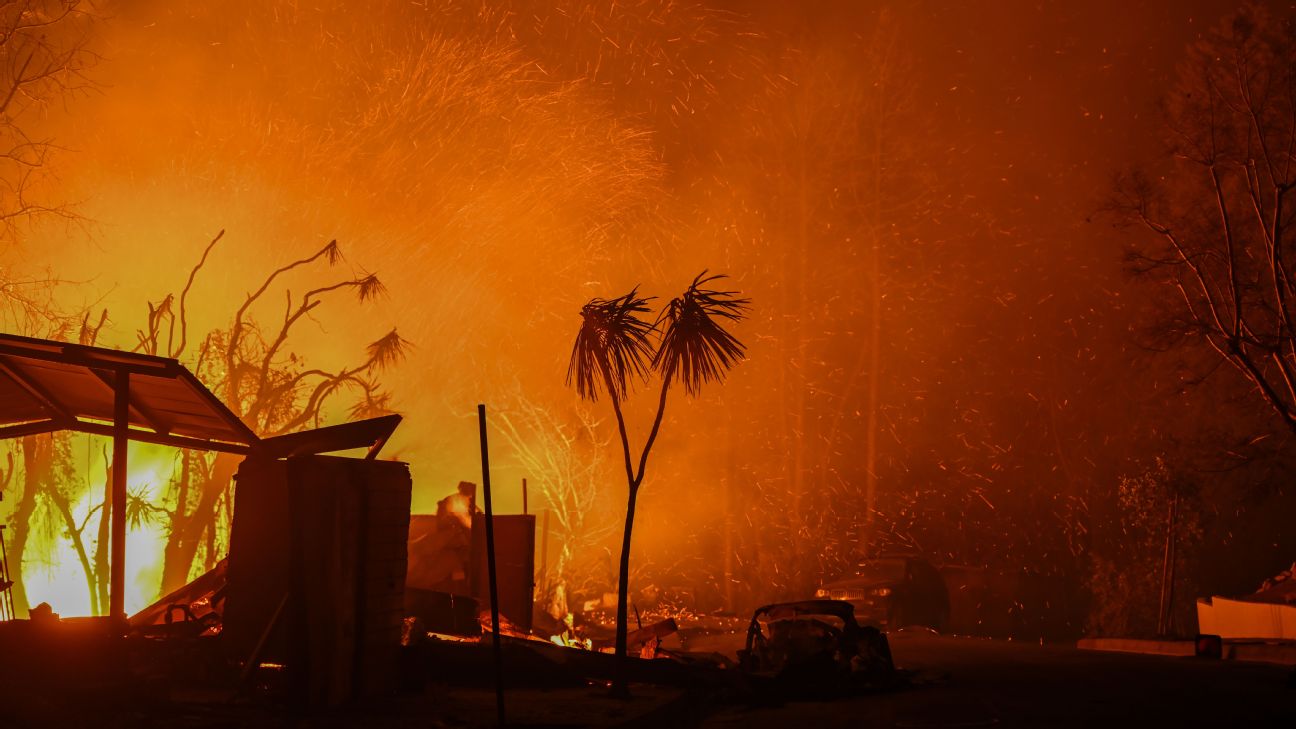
11, 434, 51, 616
49, 493, 97, 615
791, 140, 809, 586
604, 385, 638, 699
862, 230, 882, 556
608, 372, 672, 698
93, 450, 113, 614
1157, 492, 1175, 635
160, 452, 239, 592
862, 105, 884, 557
611, 483, 640, 698
1166, 492, 1178, 635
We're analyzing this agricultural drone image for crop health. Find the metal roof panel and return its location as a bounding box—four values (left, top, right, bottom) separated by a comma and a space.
0, 333, 260, 449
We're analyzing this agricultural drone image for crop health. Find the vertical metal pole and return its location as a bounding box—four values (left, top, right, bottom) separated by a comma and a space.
110, 371, 129, 621
522, 478, 528, 516
724, 408, 735, 612
539, 509, 550, 599
723, 475, 734, 614
477, 404, 505, 727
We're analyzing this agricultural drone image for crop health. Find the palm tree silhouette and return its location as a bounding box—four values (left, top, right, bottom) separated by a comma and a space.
567, 272, 749, 697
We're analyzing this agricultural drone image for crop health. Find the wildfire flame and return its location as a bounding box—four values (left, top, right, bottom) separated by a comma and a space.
21, 442, 178, 617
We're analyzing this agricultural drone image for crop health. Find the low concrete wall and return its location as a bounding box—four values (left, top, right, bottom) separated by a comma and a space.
1076, 638, 1195, 657
1078, 637, 1296, 666
1225, 641, 1296, 666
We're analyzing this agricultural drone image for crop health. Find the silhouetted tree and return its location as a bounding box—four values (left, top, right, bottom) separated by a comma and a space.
1114, 3, 1296, 436
0, 0, 95, 241
134, 232, 407, 592
568, 272, 748, 697
1087, 458, 1202, 638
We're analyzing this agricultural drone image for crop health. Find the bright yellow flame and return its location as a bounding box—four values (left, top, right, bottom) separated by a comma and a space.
21, 442, 173, 618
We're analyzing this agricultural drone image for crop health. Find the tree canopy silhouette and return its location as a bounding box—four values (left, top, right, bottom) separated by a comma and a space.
1113, 3, 1296, 437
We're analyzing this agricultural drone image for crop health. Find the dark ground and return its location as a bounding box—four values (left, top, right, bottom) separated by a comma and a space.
350, 630, 1296, 727
5, 629, 1293, 727
700, 631, 1296, 728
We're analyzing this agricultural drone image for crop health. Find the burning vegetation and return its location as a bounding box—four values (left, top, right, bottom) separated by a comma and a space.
0, 2, 1295, 723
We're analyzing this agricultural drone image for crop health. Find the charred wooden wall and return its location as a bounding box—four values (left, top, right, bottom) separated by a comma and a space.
224, 455, 412, 705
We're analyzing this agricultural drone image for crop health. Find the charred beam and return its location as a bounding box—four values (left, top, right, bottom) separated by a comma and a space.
257, 414, 402, 458
0, 340, 179, 377
109, 371, 128, 621
0, 419, 64, 440
88, 368, 172, 435
71, 420, 252, 456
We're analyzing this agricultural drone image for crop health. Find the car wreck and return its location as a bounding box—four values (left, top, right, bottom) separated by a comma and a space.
737, 599, 895, 698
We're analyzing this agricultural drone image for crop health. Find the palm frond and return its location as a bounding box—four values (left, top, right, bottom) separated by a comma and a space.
356, 273, 387, 302
366, 328, 410, 370
567, 288, 656, 402
654, 271, 750, 396
323, 240, 342, 265
125, 487, 166, 529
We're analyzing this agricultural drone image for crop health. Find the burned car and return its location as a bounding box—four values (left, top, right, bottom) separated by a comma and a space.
737, 599, 894, 697
815, 555, 949, 632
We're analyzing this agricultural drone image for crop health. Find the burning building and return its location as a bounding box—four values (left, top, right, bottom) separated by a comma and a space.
0, 333, 411, 707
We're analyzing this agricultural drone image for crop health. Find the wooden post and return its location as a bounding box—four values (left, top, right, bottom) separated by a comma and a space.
477, 404, 506, 727
110, 371, 129, 621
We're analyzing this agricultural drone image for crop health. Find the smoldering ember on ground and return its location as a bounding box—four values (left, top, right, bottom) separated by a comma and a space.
0, 1, 1294, 727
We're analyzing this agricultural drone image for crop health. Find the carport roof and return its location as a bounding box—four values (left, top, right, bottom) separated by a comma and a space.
0, 332, 400, 457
